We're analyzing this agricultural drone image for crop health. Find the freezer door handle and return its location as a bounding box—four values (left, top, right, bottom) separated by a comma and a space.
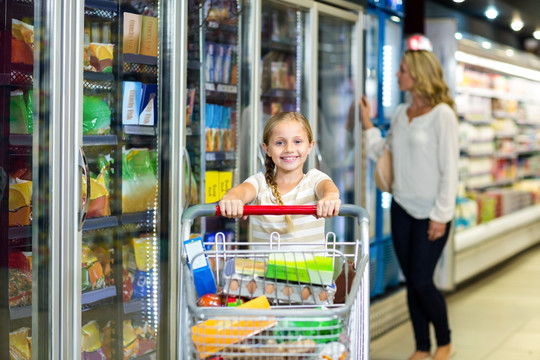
78, 146, 91, 231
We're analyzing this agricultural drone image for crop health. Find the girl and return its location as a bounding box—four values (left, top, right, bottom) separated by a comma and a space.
218, 111, 341, 247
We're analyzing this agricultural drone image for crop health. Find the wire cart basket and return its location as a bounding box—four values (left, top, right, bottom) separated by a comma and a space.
178, 204, 370, 359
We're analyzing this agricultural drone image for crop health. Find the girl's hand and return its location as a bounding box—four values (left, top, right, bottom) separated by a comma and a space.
428, 220, 446, 241
316, 196, 341, 218
218, 199, 245, 218
359, 94, 374, 130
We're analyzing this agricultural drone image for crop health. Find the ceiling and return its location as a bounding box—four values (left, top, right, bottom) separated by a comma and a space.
428, 0, 540, 42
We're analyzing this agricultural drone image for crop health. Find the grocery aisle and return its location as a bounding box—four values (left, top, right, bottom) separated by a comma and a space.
370, 243, 540, 359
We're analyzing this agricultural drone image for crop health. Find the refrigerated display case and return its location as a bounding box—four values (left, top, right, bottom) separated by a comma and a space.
185, 0, 241, 239
426, 19, 540, 289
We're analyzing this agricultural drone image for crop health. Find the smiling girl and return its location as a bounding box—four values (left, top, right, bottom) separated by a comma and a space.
218, 111, 341, 247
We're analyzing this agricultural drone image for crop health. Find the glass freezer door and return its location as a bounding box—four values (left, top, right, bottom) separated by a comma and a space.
79, 1, 163, 359
259, 0, 310, 151
315, 6, 361, 242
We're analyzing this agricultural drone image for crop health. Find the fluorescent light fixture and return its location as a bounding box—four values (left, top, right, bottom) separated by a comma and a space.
511, 19, 524, 31
534, 30, 540, 40
485, 6, 498, 19
455, 32, 463, 40
506, 49, 514, 57
390, 15, 401, 23
481, 41, 492, 49
455, 51, 540, 81
453, 0, 465, 3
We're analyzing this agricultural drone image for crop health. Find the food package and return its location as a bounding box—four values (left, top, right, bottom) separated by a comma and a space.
82, 244, 106, 292
81, 320, 107, 360
82, 173, 111, 219
192, 295, 276, 359
274, 316, 343, 344
9, 327, 31, 360
10, 90, 32, 134
93, 246, 113, 285
11, 19, 34, 65
9, 267, 32, 308
9, 179, 32, 226
123, 320, 140, 360
122, 268, 134, 302
122, 148, 158, 213
88, 43, 114, 73
133, 235, 156, 272
132, 268, 154, 300
83, 95, 111, 135
134, 320, 157, 356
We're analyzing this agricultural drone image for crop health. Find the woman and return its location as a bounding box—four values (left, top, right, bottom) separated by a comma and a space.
360, 50, 458, 360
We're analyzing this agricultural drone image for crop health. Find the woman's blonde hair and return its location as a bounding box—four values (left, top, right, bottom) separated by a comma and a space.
262, 112, 313, 229
404, 50, 456, 112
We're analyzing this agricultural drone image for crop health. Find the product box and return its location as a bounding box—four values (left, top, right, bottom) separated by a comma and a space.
138, 84, 157, 126
205, 171, 220, 203
123, 12, 142, 54
219, 171, 232, 198
139, 15, 158, 57
266, 253, 334, 286
122, 81, 142, 125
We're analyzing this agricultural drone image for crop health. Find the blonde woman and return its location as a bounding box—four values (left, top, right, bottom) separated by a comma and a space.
218, 111, 341, 248
360, 50, 458, 360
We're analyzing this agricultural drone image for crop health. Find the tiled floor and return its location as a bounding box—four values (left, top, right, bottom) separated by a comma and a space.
370, 243, 540, 360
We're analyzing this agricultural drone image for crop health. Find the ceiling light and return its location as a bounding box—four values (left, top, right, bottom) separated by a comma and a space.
453, 0, 465, 3
485, 6, 498, 19
534, 30, 540, 40
455, 32, 463, 40
505, 49, 514, 57
511, 19, 524, 31
481, 41, 492, 49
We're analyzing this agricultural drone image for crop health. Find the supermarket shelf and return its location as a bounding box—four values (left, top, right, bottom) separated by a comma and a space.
85, 0, 117, 11
82, 286, 117, 306
123, 125, 157, 136
11, 0, 33, 18
123, 53, 158, 66
84, 71, 114, 82
8, 226, 31, 239
121, 211, 155, 225
456, 86, 537, 103
453, 204, 540, 284
124, 299, 144, 314
9, 135, 32, 146
10, 306, 31, 320
261, 89, 297, 99
83, 135, 118, 146
82, 216, 119, 231
206, 151, 235, 161
136, 352, 157, 360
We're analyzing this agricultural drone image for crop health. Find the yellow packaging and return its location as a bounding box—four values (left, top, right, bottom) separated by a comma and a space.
9, 180, 32, 226
132, 235, 155, 272
192, 295, 276, 359
139, 16, 158, 57
219, 171, 232, 199
205, 171, 220, 203
81, 320, 103, 353
123, 13, 141, 54
9, 327, 31, 360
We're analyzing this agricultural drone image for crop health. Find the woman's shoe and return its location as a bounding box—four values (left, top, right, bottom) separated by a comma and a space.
432, 344, 455, 360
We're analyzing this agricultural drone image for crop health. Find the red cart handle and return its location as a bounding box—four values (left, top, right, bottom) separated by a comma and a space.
215, 204, 317, 216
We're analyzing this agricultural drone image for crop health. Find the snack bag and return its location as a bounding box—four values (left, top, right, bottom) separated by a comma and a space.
123, 320, 140, 360
9, 178, 32, 226
10, 90, 30, 134
134, 320, 157, 356
9, 267, 32, 307
81, 244, 106, 292
9, 327, 31, 360
88, 43, 114, 73
133, 235, 156, 272
81, 320, 107, 360
82, 174, 111, 219
11, 19, 34, 65
122, 148, 158, 213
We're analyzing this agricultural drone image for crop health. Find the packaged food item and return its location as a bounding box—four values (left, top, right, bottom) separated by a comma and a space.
9, 327, 31, 360
11, 19, 34, 65
132, 235, 156, 272
132, 268, 154, 300
83, 95, 111, 135
88, 43, 114, 73
8, 178, 32, 226
10, 90, 31, 134
134, 320, 157, 356
81, 320, 107, 359
122, 147, 158, 213
122, 268, 134, 302
274, 316, 343, 344
9, 267, 32, 307
123, 320, 140, 359
82, 244, 106, 292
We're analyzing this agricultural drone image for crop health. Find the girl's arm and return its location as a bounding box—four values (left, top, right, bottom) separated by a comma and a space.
315, 179, 341, 218
218, 182, 257, 218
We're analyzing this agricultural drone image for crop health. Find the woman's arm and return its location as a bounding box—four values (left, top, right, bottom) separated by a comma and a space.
315, 179, 341, 218
218, 182, 257, 218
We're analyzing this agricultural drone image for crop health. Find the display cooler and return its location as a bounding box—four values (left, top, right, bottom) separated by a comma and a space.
426, 18, 540, 290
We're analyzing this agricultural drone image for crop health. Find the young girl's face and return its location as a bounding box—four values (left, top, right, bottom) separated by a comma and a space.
262, 119, 315, 174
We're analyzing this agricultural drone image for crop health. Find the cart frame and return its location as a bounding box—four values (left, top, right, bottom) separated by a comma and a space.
178, 204, 370, 359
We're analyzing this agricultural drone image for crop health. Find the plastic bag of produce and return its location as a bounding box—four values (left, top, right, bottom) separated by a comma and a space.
83, 95, 111, 135
122, 148, 158, 213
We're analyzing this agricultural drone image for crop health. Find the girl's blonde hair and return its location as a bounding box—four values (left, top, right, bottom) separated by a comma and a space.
262, 112, 313, 229
404, 50, 456, 112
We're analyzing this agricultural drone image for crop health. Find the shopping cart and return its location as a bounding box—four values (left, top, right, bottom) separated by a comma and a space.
179, 204, 370, 359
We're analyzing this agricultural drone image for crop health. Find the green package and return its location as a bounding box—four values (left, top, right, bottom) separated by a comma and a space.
10, 90, 29, 134
266, 253, 334, 286
83, 95, 111, 135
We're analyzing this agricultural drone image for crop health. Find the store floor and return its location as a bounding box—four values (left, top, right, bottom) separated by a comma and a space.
370, 243, 540, 360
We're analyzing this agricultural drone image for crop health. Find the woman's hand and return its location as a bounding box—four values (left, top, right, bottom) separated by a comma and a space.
218, 198, 245, 218
428, 220, 446, 241
359, 94, 374, 130
316, 196, 341, 218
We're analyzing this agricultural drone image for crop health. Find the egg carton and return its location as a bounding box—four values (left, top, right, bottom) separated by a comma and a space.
221, 260, 335, 305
